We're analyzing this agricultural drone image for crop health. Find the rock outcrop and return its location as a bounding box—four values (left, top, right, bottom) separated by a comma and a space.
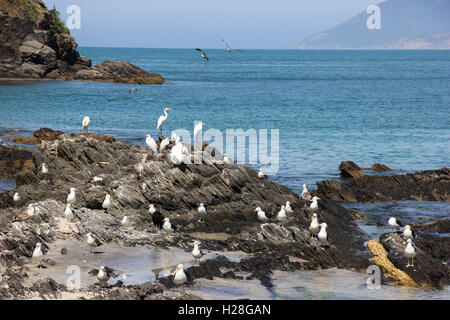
0, 0, 164, 84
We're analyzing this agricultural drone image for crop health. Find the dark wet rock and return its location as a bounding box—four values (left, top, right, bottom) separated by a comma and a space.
339, 161, 364, 179
379, 233, 449, 288
318, 166, 450, 202
30, 278, 64, 299
11, 128, 64, 143
60, 247, 67, 255
0, 144, 33, 179
369, 163, 392, 172
413, 218, 450, 234
0, 1, 164, 85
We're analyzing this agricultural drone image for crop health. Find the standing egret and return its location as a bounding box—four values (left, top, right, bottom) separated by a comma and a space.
82, 116, 90, 132
41, 163, 49, 174
157, 108, 173, 136
174, 264, 187, 285
404, 239, 416, 267
309, 196, 320, 211
64, 203, 74, 220
67, 188, 78, 205
309, 213, 320, 239
145, 134, 158, 156
193, 122, 206, 145
198, 203, 207, 215
102, 194, 112, 214
160, 138, 171, 152
170, 137, 189, 165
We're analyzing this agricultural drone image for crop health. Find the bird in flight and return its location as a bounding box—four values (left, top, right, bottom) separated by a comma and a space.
195, 48, 209, 61
221, 39, 244, 53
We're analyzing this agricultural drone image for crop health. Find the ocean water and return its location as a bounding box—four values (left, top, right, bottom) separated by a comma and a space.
0, 49, 449, 193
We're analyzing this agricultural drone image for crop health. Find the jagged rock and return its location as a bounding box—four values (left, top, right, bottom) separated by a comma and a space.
413, 218, 450, 234
0, 144, 33, 179
369, 163, 392, 172
339, 161, 364, 179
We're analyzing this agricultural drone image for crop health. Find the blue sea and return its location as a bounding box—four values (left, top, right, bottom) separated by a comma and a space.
1, 49, 449, 192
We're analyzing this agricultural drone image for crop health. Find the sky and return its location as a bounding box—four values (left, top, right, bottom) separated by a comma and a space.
43, 0, 386, 49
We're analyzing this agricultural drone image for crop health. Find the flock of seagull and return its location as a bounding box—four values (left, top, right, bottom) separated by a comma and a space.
17, 103, 417, 286
195, 38, 244, 62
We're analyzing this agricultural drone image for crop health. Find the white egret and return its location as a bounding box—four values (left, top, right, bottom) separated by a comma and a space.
145, 134, 158, 156
193, 122, 206, 144
82, 116, 90, 132
160, 138, 171, 152
276, 205, 287, 221
309, 196, 320, 211
174, 264, 187, 285
309, 213, 320, 239
198, 203, 207, 215
157, 108, 173, 135
254, 207, 268, 222
67, 188, 78, 204
102, 194, 112, 214
404, 239, 416, 267
170, 137, 189, 165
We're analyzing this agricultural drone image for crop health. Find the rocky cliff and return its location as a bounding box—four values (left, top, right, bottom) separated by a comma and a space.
0, 0, 164, 84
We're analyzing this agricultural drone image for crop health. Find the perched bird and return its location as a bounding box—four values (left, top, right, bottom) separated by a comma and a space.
160, 138, 171, 153
193, 122, 206, 144
170, 137, 189, 165
258, 169, 267, 179
285, 201, 293, 214
163, 218, 173, 231
67, 188, 78, 204
32, 242, 43, 259
404, 239, 416, 267
64, 203, 74, 220
195, 48, 209, 61
145, 134, 158, 156
149, 204, 156, 215
13, 192, 21, 203
173, 264, 187, 285
129, 88, 137, 94
97, 266, 109, 283
221, 38, 244, 53
150, 205, 164, 229
301, 184, 312, 201
309, 196, 321, 211
87, 233, 102, 253
170, 131, 178, 142
102, 194, 112, 214
223, 154, 233, 164
276, 205, 287, 221
41, 163, 49, 174
121, 216, 130, 226
318, 223, 328, 247
309, 213, 320, 239
254, 207, 269, 222
403, 225, 415, 241
388, 217, 402, 232
198, 203, 207, 215
157, 107, 173, 136
191, 240, 203, 265
82, 116, 90, 132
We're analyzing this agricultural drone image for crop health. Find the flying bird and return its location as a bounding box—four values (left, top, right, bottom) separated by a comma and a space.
195, 48, 209, 61
221, 38, 244, 53
157, 108, 173, 136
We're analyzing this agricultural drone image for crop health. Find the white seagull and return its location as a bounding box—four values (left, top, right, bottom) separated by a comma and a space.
223, 154, 233, 164
254, 207, 269, 222
403, 225, 415, 241
102, 194, 112, 214
13, 192, 21, 202
64, 203, 74, 220
121, 216, 130, 226
276, 205, 287, 221
258, 169, 267, 179
149, 204, 156, 215
191, 240, 203, 265
302, 184, 312, 201
82, 116, 90, 132
388, 217, 402, 232
193, 122, 206, 144
404, 239, 416, 267
285, 201, 293, 214
198, 203, 207, 215
32, 242, 43, 259
221, 38, 244, 53
145, 134, 158, 156
163, 218, 173, 232
67, 187, 78, 205
170, 137, 189, 165
87, 233, 102, 253
41, 163, 49, 174
97, 266, 109, 283
173, 264, 187, 285
157, 107, 173, 135
309, 196, 321, 211
318, 223, 328, 248
309, 213, 320, 239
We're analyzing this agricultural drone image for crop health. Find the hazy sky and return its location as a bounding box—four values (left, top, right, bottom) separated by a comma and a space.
44, 0, 385, 49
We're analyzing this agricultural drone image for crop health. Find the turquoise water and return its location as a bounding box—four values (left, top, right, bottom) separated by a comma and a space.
1, 49, 449, 193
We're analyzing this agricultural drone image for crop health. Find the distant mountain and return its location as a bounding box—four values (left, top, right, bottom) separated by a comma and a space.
294, 0, 450, 49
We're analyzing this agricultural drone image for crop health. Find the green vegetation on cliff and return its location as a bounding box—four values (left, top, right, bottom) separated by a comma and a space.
49, 6, 70, 35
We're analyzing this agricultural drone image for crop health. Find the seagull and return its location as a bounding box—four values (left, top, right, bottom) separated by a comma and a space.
145, 134, 158, 156
160, 138, 171, 153
102, 194, 112, 214
13, 192, 21, 203
198, 203, 207, 215
87, 233, 102, 253
41, 163, 49, 174
67, 188, 78, 205
276, 205, 287, 221
309, 196, 320, 211
97, 266, 109, 283
195, 48, 209, 61
254, 207, 269, 222
121, 216, 130, 227
157, 107, 173, 136
193, 122, 206, 145
163, 218, 173, 232
285, 201, 293, 214
191, 240, 203, 265
309, 213, 320, 239
82, 116, 90, 132
403, 239, 416, 267
403, 225, 415, 241
129, 88, 137, 94
64, 203, 74, 220
318, 223, 328, 248
221, 38, 244, 53
149, 204, 156, 215
173, 264, 187, 285
258, 169, 267, 179
388, 217, 402, 232
32, 242, 43, 259
301, 184, 312, 201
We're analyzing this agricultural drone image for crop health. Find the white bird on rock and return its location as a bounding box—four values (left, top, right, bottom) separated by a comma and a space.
318, 223, 328, 248
149, 204, 156, 215
102, 194, 112, 214
277, 205, 287, 221
160, 138, 171, 153
309, 213, 320, 239
309, 196, 320, 211
193, 122, 206, 144
191, 240, 203, 265
163, 218, 173, 232
223, 154, 233, 164
302, 184, 312, 201
145, 134, 158, 156
170, 137, 189, 165
97, 266, 109, 283
285, 201, 293, 214
13, 192, 21, 203
67, 188, 77, 204
121, 216, 130, 226
87, 233, 102, 253
198, 203, 207, 215
32, 242, 43, 259
258, 169, 267, 179
388, 217, 402, 232
404, 239, 416, 267
41, 163, 49, 174
173, 264, 187, 285
82, 116, 90, 132
157, 108, 173, 135
254, 207, 268, 222
64, 203, 74, 220
403, 225, 415, 241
